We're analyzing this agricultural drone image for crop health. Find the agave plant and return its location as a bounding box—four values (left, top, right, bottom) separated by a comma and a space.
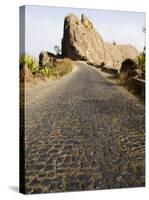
19, 54, 38, 74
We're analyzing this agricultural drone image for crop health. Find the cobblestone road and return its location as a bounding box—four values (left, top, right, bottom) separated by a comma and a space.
24, 62, 145, 194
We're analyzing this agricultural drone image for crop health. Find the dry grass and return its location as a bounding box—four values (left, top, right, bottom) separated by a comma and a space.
38, 58, 73, 79
119, 71, 145, 103
35, 58, 73, 80
20, 54, 73, 87
119, 71, 128, 86
55, 58, 72, 77
119, 71, 134, 91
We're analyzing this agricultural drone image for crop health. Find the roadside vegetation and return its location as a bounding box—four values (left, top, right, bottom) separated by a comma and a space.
20, 54, 72, 82
37, 58, 72, 78
118, 55, 145, 102
137, 52, 145, 78
20, 55, 37, 73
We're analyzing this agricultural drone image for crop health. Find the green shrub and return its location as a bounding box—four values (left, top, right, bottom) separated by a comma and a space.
20, 55, 38, 74
37, 67, 58, 78
137, 53, 145, 75
20, 54, 72, 80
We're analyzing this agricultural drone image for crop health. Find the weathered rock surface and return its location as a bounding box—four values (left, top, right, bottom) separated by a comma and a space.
62, 14, 105, 65
104, 42, 123, 70
39, 51, 56, 67
62, 14, 139, 71
118, 45, 139, 61
103, 43, 113, 68
20, 64, 34, 82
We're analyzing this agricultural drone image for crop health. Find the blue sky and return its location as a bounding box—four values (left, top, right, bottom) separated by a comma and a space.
24, 5, 145, 59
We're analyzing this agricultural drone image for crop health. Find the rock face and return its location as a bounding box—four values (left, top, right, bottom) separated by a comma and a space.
104, 42, 123, 70
103, 43, 113, 68
118, 45, 139, 61
62, 14, 105, 65
62, 14, 139, 71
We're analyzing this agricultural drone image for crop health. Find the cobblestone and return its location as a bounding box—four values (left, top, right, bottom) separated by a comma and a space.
23, 62, 145, 194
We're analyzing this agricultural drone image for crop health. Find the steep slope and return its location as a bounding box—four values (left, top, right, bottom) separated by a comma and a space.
62, 13, 139, 71
62, 14, 105, 65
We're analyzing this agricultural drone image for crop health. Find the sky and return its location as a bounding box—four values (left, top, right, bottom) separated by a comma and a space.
23, 5, 145, 59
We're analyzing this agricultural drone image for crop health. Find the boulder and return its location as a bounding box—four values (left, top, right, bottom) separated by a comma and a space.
120, 58, 140, 78
20, 64, 34, 83
62, 14, 105, 65
39, 51, 56, 67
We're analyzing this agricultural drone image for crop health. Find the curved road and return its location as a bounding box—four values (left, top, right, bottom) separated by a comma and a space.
24, 62, 145, 193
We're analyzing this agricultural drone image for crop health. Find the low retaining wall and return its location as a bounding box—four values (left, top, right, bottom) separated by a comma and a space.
101, 66, 118, 75
130, 77, 145, 98
87, 63, 145, 99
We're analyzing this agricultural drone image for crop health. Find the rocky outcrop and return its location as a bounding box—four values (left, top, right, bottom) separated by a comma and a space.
104, 42, 123, 70
103, 43, 113, 68
81, 14, 93, 29
39, 51, 56, 67
117, 45, 139, 61
62, 14, 105, 65
62, 14, 139, 71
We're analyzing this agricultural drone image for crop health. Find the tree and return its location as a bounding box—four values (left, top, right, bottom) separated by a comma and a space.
54, 45, 61, 55
142, 27, 146, 34
142, 27, 146, 53
143, 46, 146, 54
